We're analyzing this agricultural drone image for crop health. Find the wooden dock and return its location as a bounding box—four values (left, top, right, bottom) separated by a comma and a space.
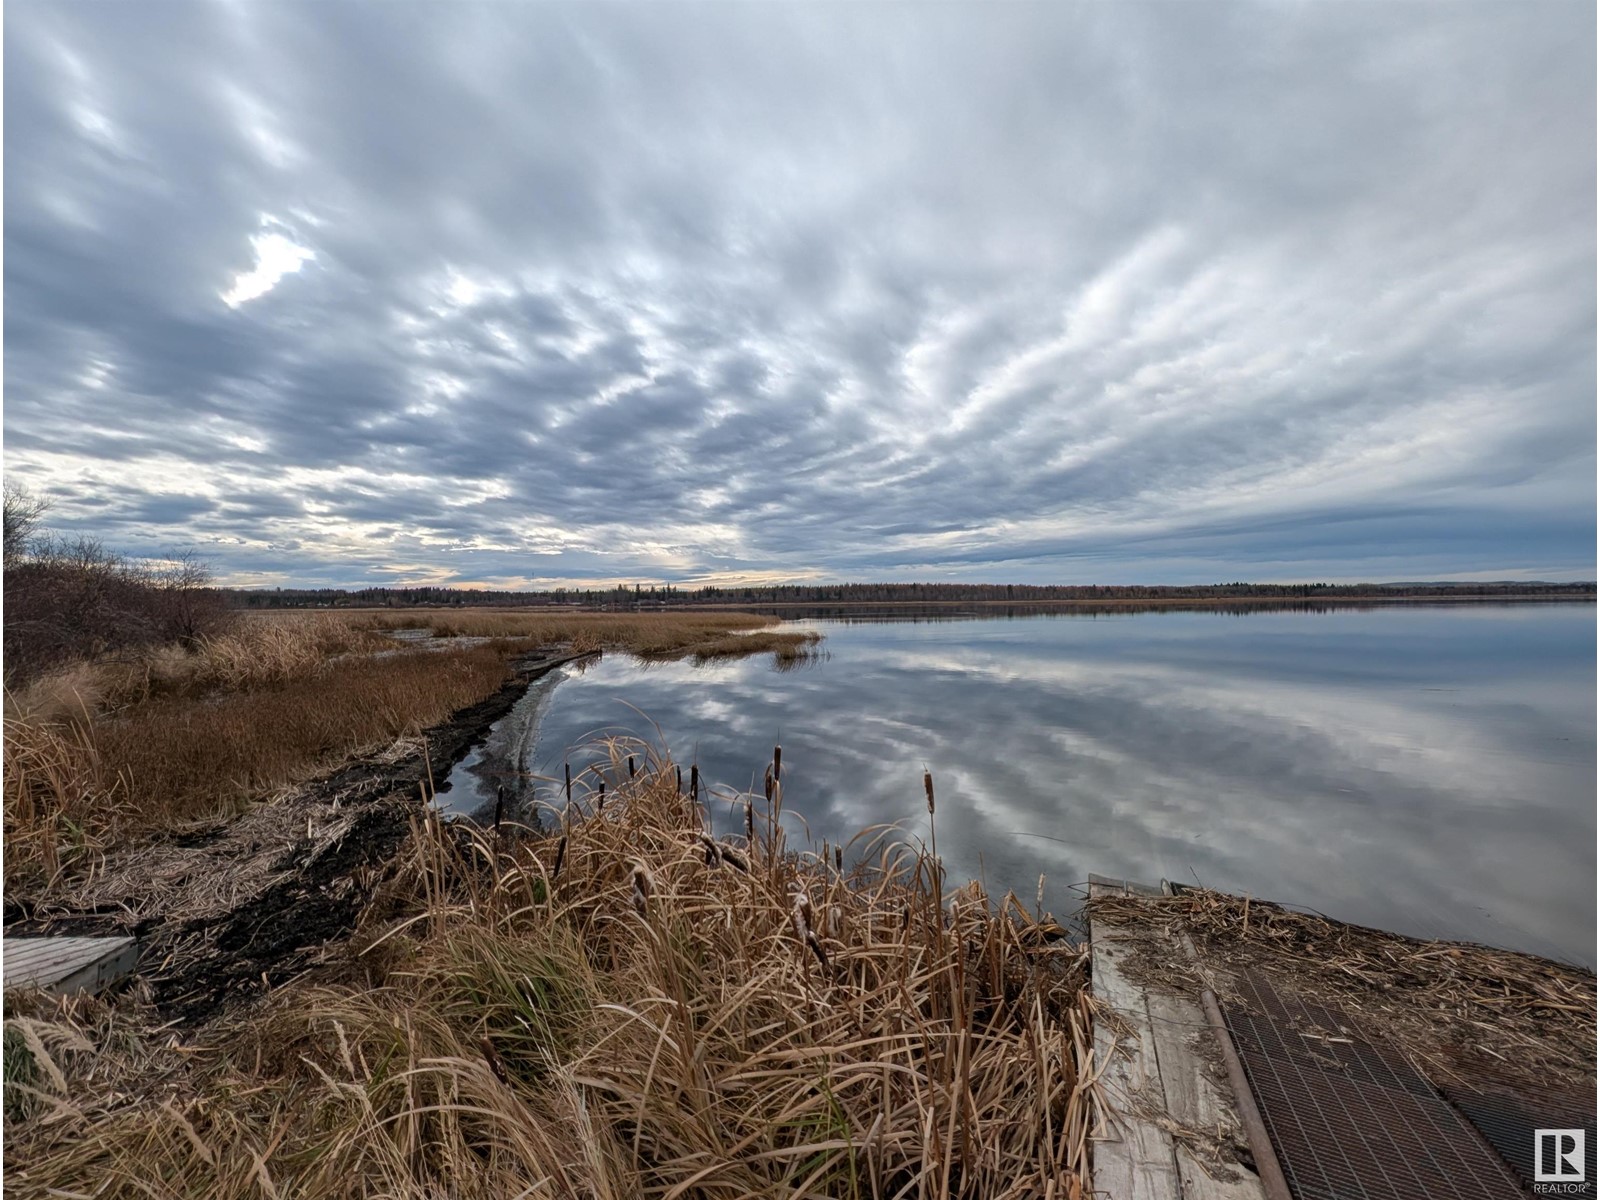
3, 936, 138, 996
1087, 875, 1269, 1200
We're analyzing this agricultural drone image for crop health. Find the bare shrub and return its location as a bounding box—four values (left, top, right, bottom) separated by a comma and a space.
3, 523, 233, 688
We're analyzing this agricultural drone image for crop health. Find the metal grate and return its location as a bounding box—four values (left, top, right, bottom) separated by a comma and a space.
1222, 971, 1524, 1200
1441, 1083, 1596, 1197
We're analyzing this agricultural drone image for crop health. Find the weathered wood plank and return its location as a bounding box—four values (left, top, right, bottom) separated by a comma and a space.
3, 936, 138, 995
1091, 881, 1182, 1199
1146, 990, 1266, 1200
1089, 873, 1166, 898
1090, 878, 1266, 1200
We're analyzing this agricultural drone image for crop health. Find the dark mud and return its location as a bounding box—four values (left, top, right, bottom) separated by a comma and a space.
4, 649, 590, 1025
432, 661, 571, 820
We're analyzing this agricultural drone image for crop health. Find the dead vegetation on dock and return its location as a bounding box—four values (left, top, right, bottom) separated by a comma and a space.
1090, 887, 1596, 1093
5, 754, 1093, 1199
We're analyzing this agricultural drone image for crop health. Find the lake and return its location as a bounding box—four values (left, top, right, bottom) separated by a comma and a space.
454, 603, 1597, 966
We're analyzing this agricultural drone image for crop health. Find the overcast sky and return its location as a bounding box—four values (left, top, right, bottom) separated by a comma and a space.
4, 2, 1594, 589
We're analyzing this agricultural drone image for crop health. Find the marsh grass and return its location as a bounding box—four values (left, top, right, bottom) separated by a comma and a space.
6, 615, 393, 722
3, 757, 1094, 1199
3, 611, 820, 899
347, 607, 823, 662
3, 641, 528, 893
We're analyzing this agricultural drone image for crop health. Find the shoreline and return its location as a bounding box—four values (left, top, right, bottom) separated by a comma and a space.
4, 648, 590, 1023
7, 654, 1590, 1195
673, 592, 1596, 609
7, 644, 1588, 1023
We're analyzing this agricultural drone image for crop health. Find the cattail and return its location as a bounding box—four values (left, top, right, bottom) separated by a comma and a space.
597, 778, 605, 813
807, 932, 829, 968
676, 765, 683, 793
564, 762, 572, 803
718, 844, 749, 873
773, 744, 782, 781
480, 1035, 508, 1084
745, 797, 754, 844
690, 764, 700, 802
791, 889, 813, 943
764, 763, 775, 803
924, 770, 935, 815
630, 862, 654, 916
551, 835, 567, 880
834, 846, 843, 873
791, 893, 829, 968
628, 755, 636, 779
699, 832, 720, 869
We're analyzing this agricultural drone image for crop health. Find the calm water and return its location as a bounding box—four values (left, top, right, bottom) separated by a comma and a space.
510, 605, 1597, 965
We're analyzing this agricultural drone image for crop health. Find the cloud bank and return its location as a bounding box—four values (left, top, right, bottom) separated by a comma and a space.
5, 1, 1594, 587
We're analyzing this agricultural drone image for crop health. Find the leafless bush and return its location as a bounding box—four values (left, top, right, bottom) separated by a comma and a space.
3, 481, 49, 568
2, 486, 233, 687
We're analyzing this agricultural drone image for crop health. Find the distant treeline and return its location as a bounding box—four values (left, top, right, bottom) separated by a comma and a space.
221, 580, 1596, 610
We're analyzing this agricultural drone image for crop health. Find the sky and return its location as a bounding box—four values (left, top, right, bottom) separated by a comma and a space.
3, 2, 1595, 590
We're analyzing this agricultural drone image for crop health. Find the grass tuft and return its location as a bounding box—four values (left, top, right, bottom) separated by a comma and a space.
4, 760, 1093, 1199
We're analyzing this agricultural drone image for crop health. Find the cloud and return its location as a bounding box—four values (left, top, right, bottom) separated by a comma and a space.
4, 1, 1594, 586
220, 225, 317, 308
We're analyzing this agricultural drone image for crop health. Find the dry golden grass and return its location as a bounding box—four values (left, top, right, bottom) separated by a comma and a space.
5, 614, 392, 721
3, 756, 1093, 1199
345, 607, 823, 661
3, 642, 528, 894
3, 611, 820, 898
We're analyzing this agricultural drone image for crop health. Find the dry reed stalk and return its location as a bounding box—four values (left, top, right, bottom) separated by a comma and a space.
7, 755, 1093, 1199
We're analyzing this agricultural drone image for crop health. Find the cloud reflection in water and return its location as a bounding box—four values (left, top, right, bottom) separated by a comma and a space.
530, 605, 1595, 966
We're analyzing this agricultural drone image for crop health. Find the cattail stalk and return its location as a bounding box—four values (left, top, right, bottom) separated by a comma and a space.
630, 862, 654, 916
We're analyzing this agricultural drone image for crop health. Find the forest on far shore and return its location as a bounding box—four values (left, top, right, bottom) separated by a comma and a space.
221, 579, 1597, 610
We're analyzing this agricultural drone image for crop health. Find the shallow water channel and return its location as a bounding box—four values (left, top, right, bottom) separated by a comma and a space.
432, 603, 1596, 966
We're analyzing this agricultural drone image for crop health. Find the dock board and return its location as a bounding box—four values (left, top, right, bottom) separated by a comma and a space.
1088, 876, 1266, 1200
3, 936, 138, 996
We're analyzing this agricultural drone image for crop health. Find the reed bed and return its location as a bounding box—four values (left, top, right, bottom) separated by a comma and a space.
4, 610, 818, 899
5, 756, 1095, 1199
345, 607, 823, 662
347, 608, 772, 637
6, 614, 392, 721
674, 629, 825, 665
3, 642, 530, 894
